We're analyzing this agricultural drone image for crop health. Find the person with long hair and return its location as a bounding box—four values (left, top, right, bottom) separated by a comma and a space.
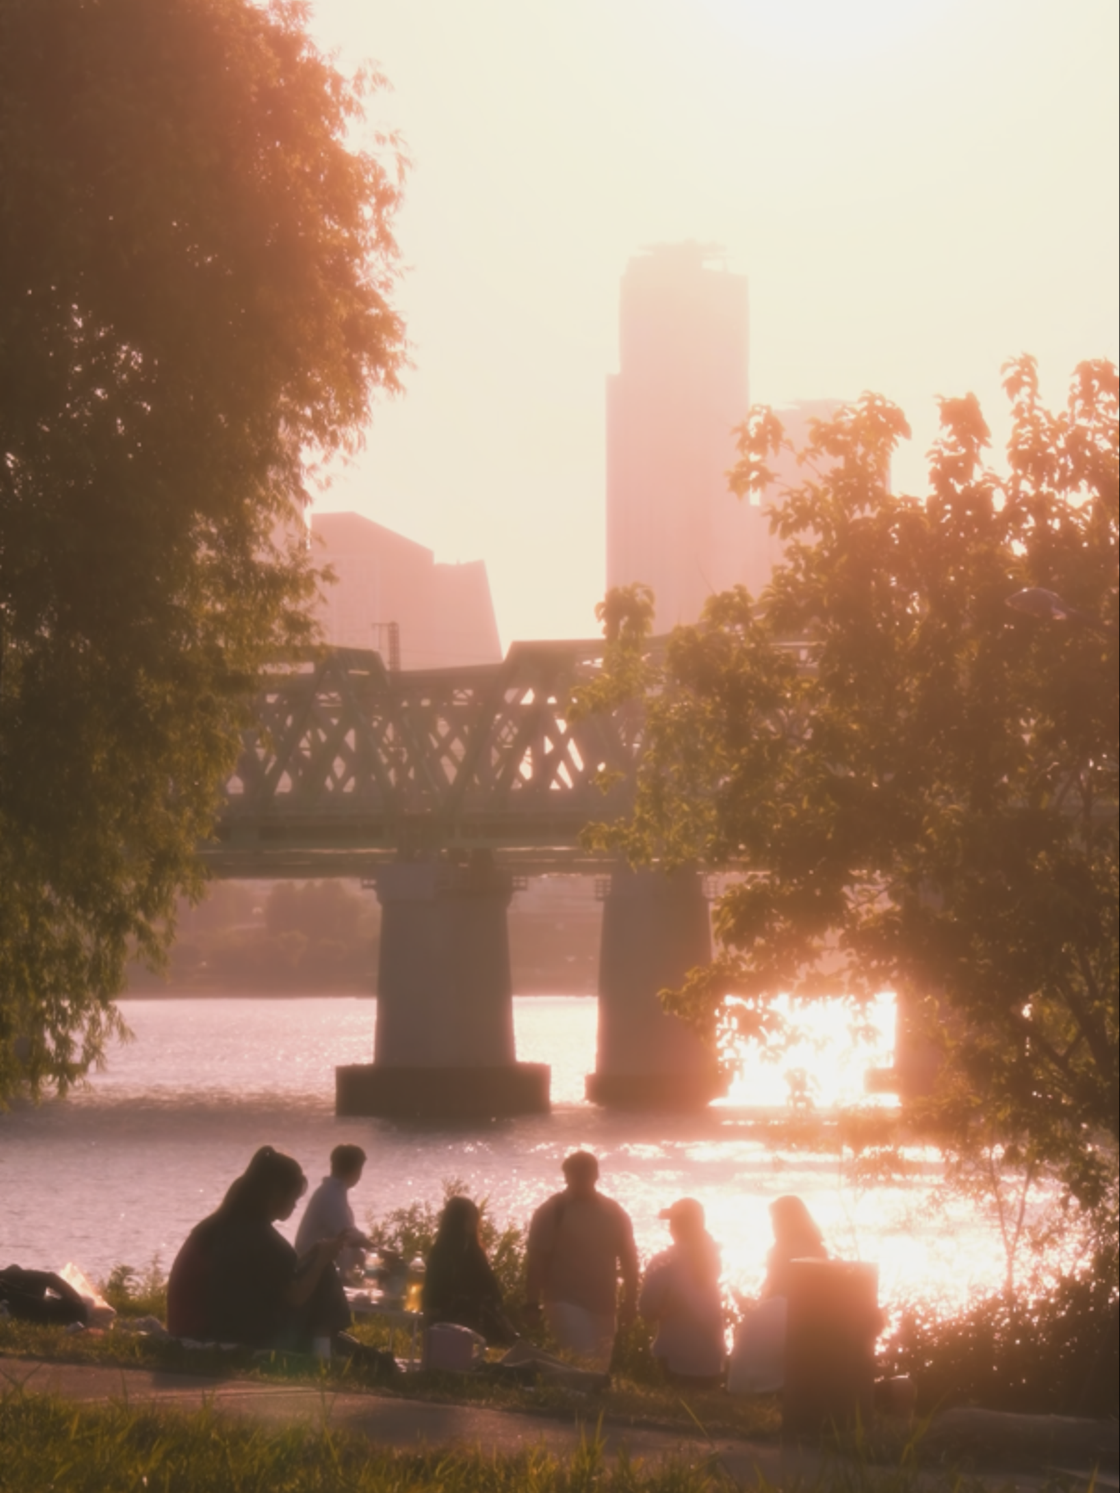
421, 1195, 515, 1344
639, 1197, 724, 1386
726, 1196, 828, 1395
761, 1194, 827, 1300
168, 1146, 350, 1350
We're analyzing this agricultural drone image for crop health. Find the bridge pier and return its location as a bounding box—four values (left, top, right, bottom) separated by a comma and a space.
865, 983, 942, 1102
586, 866, 725, 1108
336, 857, 550, 1119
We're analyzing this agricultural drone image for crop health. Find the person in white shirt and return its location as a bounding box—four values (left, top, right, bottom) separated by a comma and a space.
294, 1143, 370, 1278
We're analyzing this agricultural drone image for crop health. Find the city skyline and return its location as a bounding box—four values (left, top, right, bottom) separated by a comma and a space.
302, 1, 1118, 649
315, 243, 830, 652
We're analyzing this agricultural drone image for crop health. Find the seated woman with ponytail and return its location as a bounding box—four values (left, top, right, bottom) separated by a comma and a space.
168, 1146, 350, 1351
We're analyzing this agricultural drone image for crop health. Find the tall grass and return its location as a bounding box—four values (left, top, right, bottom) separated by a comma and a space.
365, 1177, 528, 1304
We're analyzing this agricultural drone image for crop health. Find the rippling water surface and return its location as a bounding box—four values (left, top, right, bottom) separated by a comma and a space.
1, 996, 1006, 1308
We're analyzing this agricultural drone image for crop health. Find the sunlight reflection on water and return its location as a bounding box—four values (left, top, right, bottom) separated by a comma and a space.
0, 996, 1012, 1310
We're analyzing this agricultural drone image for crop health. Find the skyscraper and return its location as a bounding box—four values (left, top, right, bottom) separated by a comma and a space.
606, 243, 750, 629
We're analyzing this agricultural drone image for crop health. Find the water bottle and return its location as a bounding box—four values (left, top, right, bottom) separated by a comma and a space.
404, 1255, 425, 1313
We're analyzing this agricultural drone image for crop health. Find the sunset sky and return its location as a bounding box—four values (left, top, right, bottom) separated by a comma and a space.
307, 0, 1119, 649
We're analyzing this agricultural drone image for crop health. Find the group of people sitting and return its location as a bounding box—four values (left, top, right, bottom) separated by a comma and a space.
167, 1144, 360, 1353
167, 1142, 828, 1384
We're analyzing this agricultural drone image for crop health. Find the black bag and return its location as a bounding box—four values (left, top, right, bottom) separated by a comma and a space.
0, 1266, 89, 1327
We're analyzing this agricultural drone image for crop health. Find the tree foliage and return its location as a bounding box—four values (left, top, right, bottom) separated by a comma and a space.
584, 358, 1118, 1218
0, 0, 405, 1098
125, 879, 379, 992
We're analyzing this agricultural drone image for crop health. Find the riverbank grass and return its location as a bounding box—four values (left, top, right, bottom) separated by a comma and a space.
0, 1316, 782, 1443
1, 1390, 707, 1493
0, 1387, 1024, 1493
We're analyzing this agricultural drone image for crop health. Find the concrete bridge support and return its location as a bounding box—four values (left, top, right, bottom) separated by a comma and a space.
336, 857, 549, 1119
586, 866, 725, 1108
866, 982, 942, 1102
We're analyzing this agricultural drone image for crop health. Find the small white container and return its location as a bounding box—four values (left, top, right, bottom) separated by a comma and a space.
424, 1322, 485, 1373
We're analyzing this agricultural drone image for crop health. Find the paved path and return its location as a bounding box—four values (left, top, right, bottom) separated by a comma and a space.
0, 1356, 799, 1483
1, 1356, 1113, 1490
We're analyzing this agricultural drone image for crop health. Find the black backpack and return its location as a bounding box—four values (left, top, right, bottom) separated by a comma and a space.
0, 1266, 89, 1327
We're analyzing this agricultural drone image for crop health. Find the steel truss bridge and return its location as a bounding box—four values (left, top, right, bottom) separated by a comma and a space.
206, 643, 642, 878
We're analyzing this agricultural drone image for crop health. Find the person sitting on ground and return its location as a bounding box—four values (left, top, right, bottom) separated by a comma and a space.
524, 1150, 638, 1372
167, 1145, 350, 1351
639, 1197, 725, 1388
294, 1143, 372, 1279
421, 1195, 516, 1345
761, 1194, 828, 1301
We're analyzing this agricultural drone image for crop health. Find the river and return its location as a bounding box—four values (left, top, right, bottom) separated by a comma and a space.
0, 996, 1009, 1311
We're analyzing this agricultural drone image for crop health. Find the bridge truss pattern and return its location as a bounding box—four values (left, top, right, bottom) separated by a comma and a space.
208, 643, 641, 876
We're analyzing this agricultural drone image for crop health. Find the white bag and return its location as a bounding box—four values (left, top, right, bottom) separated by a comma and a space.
424, 1322, 485, 1372
726, 1294, 786, 1396
56, 1263, 117, 1328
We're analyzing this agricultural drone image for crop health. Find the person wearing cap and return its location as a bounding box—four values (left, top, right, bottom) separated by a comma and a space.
524, 1151, 638, 1371
639, 1197, 724, 1387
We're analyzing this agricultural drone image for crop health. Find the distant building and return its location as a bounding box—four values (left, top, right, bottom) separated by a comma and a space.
311, 512, 502, 670
607, 243, 750, 629
606, 243, 841, 621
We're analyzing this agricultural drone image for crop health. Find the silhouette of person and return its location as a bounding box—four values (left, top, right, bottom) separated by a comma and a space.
525, 1150, 638, 1371
640, 1197, 725, 1386
295, 1143, 371, 1278
422, 1195, 515, 1344
761, 1194, 827, 1300
168, 1146, 349, 1350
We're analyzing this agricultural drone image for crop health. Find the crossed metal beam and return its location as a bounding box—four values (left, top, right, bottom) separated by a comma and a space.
205, 642, 641, 877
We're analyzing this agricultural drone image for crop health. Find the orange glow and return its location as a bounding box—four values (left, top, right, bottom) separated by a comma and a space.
719, 992, 898, 1111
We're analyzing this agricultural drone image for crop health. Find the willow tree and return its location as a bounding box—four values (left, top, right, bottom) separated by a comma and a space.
583, 358, 1118, 1224
0, 0, 405, 1099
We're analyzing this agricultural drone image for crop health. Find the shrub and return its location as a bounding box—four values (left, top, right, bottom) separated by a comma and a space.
366, 1179, 529, 1304
100, 1258, 168, 1320
878, 1271, 1119, 1417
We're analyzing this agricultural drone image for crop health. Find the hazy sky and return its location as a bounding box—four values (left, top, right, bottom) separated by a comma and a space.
307, 0, 1119, 649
